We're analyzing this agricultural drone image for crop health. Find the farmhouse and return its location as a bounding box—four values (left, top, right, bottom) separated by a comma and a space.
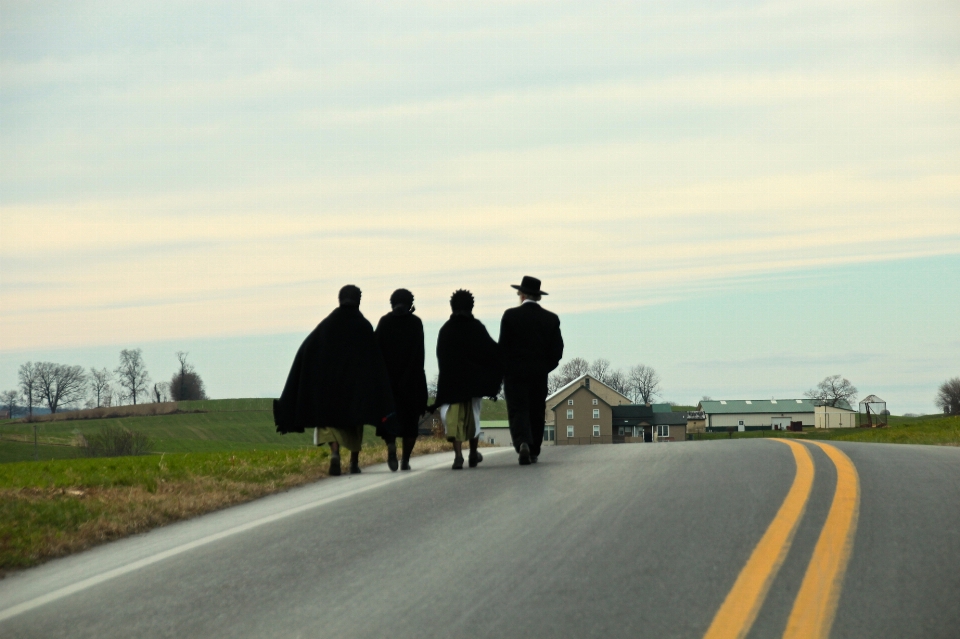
611, 404, 688, 442
699, 398, 854, 431
544, 374, 632, 442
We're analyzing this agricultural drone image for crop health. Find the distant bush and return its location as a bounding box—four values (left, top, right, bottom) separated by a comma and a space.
82, 424, 153, 457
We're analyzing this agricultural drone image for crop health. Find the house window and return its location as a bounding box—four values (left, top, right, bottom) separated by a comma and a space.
567, 399, 574, 405
566, 409, 574, 419
618, 427, 624, 435
545, 426, 555, 442
567, 425, 574, 438
657, 425, 670, 438
738, 420, 745, 426
592, 399, 598, 405
592, 409, 600, 419
593, 425, 600, 437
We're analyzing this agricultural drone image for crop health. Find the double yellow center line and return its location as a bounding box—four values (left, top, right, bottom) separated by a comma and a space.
703, 440, 860, 639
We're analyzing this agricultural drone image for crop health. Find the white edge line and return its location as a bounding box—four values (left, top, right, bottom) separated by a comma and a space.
0, 448, 513, 623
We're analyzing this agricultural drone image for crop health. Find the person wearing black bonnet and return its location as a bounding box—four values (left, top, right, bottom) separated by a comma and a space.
432, 289, 502, 469
273, 284, 394, 476
374, 288, 428, 471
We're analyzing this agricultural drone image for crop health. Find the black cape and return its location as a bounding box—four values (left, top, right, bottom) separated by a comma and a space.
498, 302, 563, 379
434, 313, 503, 407
375, 311, 428, 434
273, 305, 395, 435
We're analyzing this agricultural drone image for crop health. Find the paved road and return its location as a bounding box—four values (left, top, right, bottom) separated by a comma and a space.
1, 440, 958, 638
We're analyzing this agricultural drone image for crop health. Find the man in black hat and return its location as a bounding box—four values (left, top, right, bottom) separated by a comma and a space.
499, 276, 564, 465
273, 285, 394, 476
375, 288, 428, 471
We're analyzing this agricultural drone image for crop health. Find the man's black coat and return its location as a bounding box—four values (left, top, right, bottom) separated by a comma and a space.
375, 311, 428, 422
498, 302, 564, 379
434, 313, 503, 407
273, 305, 394, 434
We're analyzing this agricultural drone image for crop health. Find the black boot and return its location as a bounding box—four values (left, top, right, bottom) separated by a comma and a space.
386, 442, 398, 472
400, 435, 415, 471
349, 451, 361, 474
328, 443, 341, 477
468, 437, 482, 467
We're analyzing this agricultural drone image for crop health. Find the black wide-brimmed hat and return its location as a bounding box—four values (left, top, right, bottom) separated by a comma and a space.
511, 275, 548, 296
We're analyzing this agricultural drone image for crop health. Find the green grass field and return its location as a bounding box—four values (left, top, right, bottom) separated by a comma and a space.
692, 414, 960, 445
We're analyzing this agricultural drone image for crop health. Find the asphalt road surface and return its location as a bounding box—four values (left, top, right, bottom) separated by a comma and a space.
1, 440, 959, 638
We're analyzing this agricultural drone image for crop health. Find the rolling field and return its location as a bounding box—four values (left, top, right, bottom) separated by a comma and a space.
0, 398, 508, 461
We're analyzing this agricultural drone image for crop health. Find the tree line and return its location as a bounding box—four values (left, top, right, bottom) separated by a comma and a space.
1, 350, 208, 419
547, 357, 663, 405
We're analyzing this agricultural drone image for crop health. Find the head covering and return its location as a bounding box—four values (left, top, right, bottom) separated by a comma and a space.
511, 275, 548, 296
338, 284, 362, 306
450, 289, 475, 312
389, 288, 415, 313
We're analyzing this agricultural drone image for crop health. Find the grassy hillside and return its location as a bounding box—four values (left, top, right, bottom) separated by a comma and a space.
0, 399, 387, 459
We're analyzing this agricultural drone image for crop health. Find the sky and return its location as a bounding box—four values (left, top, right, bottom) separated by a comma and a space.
1, 1, 958, 414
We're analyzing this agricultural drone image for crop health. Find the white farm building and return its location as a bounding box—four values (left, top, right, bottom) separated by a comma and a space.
698, 399, 855, 431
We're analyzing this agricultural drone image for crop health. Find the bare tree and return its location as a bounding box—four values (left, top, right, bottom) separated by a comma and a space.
559, 357, 590, 382
936, 377, 960, 415
606, 369, 630, 396
427, 374, 439, 399
628, 364, 661, 404
115, 349, 150, 405
1, 390, 18, 419
152, 382, 170, 403
89, 367, 112, 408
35, 362, 88, 414
169, 352, 207, 401
589, 358, 612, 383
547, 373, 563, 395
18, 362, 40, 418
805, 375, 858, 408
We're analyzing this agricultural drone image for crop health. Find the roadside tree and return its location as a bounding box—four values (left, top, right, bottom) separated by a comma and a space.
629, 364, 661, 404
89, 367, 112, 408
169, 352, 208, 401
35, 362, 88, 413
17, 362, 40, 418
935, 377, 960, 415
115, 349, 150, 405
1, 389, 18, 419
805, 374, 858, 407
152, 382, 170, 403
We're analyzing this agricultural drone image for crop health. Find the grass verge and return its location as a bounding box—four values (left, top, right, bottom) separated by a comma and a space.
690, 415, 960, 446
0, 437, 458, 576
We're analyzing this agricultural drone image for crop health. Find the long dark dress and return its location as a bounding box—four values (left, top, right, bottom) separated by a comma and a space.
273, 305, 395, 449
375, 310, 428, 439
434, 312, 503, 407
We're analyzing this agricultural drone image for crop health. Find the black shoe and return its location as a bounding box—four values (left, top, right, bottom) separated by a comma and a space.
519, 443, 531, 465
329, 454, 341, 476
387, 444, 399, 472
530, 455, 538, 464
468, 451, 483, 468
349, 463, 362, 475
401, 459, 411, 471
452, 456, 464, 470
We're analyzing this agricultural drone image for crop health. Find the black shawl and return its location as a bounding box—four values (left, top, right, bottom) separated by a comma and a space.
434, 313, 503, 407
274, 305, 395, 434
375, 311, 428, 420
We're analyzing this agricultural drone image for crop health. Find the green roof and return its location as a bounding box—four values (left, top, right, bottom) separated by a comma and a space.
698, 399, 853, 414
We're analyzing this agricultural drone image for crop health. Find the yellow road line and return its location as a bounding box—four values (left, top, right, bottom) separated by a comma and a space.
703, 440, 815, 639
782, 441, 860, 639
